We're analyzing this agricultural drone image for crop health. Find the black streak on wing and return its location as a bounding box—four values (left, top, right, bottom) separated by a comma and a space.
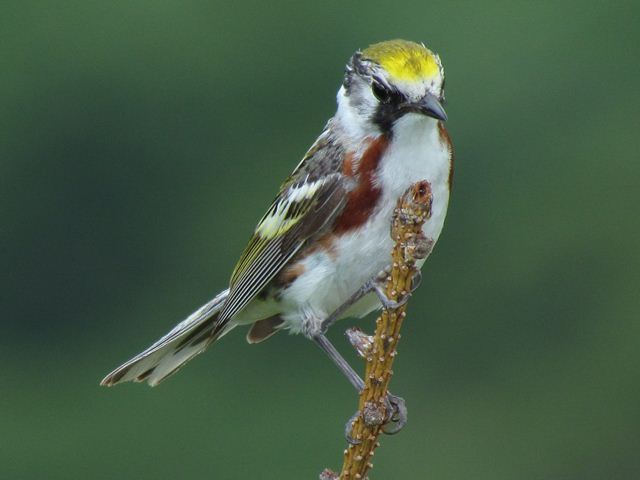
215, 174, 346, 332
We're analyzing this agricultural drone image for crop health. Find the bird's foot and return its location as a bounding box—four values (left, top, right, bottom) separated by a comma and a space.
344, 410, 362, 445
343, 393, 408, 442
372, 283, 409, 310
382, 393, 407, 435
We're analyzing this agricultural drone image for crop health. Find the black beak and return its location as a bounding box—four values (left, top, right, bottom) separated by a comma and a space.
415, 93, 447, 121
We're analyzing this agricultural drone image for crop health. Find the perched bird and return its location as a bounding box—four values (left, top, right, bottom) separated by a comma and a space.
101, 39, 453, 429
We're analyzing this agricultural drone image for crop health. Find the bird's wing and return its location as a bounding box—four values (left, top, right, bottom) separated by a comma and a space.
215, 131, 347, 328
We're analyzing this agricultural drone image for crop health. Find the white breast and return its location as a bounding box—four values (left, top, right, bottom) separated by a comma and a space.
377, 114, 451, 244
279, 114, 451, 333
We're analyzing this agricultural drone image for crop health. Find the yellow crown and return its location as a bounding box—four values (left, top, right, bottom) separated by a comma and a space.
362, 40, 440, 82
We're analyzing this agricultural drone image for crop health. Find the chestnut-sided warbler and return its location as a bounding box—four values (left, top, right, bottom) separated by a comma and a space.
102, 40, 453, 428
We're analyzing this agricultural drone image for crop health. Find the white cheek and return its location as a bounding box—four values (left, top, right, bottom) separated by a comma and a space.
335, 86, 380, 143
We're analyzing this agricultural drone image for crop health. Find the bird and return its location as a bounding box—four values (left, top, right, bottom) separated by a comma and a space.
101, 39, 453, 430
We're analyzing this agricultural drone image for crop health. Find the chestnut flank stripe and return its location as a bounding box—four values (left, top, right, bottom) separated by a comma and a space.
334, 136, 389, 233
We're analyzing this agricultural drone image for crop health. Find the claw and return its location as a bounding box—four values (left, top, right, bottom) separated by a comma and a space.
373, 284, 409, 310
410, 270, 422, 293
382, 394, 408, 435
344, 411, 362, 445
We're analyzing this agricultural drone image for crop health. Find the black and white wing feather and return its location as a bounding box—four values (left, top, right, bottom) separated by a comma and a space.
217, 172, 346, 326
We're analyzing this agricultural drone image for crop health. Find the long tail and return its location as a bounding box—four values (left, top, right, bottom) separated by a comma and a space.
101, 289, 231, 387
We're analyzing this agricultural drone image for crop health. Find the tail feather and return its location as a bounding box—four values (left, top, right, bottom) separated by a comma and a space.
101, 289, 230, 387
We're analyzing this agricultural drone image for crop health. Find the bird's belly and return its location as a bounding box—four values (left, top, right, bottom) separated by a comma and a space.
277, 224, 394, 333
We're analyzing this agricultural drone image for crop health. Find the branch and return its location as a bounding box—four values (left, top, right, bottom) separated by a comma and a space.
321, 180, 434, 480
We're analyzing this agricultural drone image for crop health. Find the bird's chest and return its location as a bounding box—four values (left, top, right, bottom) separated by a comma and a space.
335, 118, 451, 280
279, 120, 451, 325
374, 117, 452, 243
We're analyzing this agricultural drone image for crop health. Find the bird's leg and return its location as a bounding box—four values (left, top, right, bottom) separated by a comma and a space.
308, 263, 422, 440
311, 315, 408, 439
318, 270, 387, 333
311, 333, 365, 444
320, 266, 420, 333
312, 333, 364, 392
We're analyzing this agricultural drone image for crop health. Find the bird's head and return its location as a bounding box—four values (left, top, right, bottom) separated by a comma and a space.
337, 39, 446, 137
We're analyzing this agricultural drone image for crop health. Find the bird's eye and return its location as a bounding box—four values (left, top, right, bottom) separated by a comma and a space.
371, 80, 392, 103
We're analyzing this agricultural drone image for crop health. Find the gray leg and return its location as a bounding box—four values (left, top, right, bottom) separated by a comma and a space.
319, 265, 414, 333
319, 279, 378, 333
313, 333, 364, 391
312, 332, 408, 438
312, 333, 366, 444
309, 267, 418, 439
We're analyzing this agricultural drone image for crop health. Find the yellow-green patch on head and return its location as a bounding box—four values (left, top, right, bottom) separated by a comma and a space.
362, 39, 440, 82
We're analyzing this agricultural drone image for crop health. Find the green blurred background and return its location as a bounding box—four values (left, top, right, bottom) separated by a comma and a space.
3, 1, 639, 478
